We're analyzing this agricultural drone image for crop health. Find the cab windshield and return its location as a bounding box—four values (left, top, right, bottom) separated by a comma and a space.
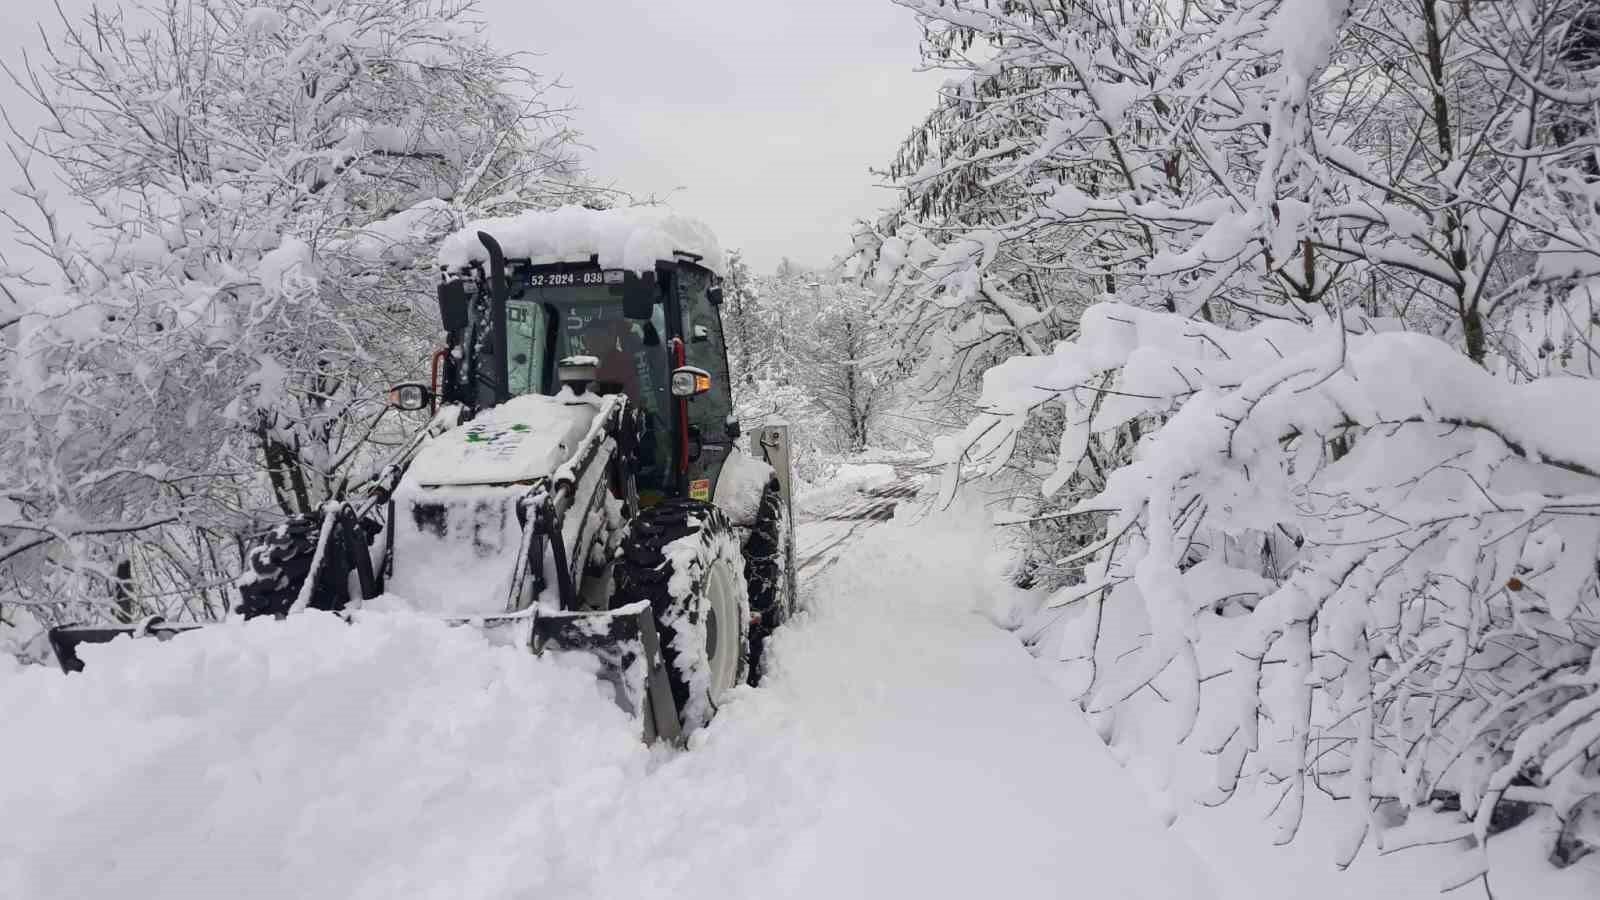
504, 282, 672, 485
505, 286, 668, 395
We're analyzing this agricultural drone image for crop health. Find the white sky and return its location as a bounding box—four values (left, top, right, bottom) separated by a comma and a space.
0, 0, 942, 275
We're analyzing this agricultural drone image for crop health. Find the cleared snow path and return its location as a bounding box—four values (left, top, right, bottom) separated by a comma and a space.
755, 509, 1218, 899
1, 508, 1213, 900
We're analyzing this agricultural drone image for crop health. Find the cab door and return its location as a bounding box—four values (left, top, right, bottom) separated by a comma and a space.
673, 265, 735, 501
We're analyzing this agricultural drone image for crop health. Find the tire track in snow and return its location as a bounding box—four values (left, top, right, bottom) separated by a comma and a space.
796, 465, 928, 578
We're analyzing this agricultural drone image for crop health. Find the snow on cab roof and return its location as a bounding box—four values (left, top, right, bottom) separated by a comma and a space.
437, 205, 724, 275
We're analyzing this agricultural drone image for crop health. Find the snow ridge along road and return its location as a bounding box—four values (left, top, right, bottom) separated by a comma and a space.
1, 497, 1213, 900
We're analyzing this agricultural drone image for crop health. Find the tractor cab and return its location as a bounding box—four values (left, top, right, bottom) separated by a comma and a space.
433, 236, 736, 506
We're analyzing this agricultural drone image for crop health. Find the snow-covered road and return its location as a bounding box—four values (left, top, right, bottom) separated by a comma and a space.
748, 509, 1217, 899
2, 501, 1213, 900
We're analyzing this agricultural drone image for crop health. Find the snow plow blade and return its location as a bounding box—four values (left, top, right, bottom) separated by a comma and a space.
47, 606, 682, 744
526, 600, 682, 744
47, 619, 205, 673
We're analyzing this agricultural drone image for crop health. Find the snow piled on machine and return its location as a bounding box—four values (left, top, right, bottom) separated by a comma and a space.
404, 392, 600, 487
376, 482, 528, 615
372, 392, 610, 614
711, 449, 774, 526
437, 205, 725, 275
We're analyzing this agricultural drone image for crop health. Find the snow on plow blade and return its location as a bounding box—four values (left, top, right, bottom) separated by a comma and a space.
46, 604, 682, 743
47, 619, 206, 673
524, 601, 682, 744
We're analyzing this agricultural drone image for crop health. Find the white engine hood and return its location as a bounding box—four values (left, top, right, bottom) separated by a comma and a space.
403, 393, 602, 488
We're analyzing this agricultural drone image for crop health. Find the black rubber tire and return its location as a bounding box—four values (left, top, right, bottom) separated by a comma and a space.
236, 512, 374, 618
744, 477, 793, 685
236, 513, 326, 619
613, 499, 749, 732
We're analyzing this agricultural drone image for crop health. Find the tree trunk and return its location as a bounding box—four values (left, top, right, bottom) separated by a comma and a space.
112, 559, 138, 624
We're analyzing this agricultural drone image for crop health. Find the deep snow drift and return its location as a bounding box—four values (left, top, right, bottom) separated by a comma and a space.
1, 505, 1213, 900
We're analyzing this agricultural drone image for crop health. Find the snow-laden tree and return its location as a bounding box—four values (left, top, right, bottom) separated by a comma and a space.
870, 0, 1600, 882
723, 258, 896, 472
867, 0, 1600, 397
723, 249, 762, 380
793, 276, 888, 453
0, 0, 588, 634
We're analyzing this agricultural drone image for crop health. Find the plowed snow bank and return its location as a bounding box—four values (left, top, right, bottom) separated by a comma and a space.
0, 613, 648, 899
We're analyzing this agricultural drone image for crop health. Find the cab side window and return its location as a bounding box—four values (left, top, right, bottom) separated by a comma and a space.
678, 271, 734, 433
505, 300, 551, 397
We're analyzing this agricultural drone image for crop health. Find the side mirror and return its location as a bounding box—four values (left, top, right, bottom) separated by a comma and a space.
670, 365, 712, 398
692, 323, 710, 343
707, 285, 724, 306
725, 416, 741, 440
387, 383, 434, 411
622, 270, 657, 320
437, 278, 470, 332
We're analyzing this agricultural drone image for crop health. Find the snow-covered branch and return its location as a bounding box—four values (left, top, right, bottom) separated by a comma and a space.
0, 0, 592, 631
874, 0, 1600, 878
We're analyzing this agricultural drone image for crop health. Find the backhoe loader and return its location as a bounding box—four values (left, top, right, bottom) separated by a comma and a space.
48, 207, 796, 741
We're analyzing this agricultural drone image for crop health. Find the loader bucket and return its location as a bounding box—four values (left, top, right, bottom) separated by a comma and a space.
47, 607, 683, 744
47, 619, 206, 673
528, 600, 682, 744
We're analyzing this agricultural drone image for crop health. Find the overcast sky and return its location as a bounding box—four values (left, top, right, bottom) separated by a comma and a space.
0, 0, 941, 275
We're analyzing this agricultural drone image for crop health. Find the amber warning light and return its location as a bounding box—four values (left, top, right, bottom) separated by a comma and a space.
671, 366, 712, 398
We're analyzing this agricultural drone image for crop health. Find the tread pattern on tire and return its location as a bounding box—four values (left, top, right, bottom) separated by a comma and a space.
236, 514, 326, 619
236, 511, 372, 618
612, 499, 749, 730
743, 478, 791, 684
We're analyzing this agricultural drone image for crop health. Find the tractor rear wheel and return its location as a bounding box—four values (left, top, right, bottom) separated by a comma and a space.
744, 477, 793, 685
613, 499, 749, 733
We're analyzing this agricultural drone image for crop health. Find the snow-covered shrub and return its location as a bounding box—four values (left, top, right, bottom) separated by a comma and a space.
969, 302, 1600, 878
872, 0, 1600, 881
